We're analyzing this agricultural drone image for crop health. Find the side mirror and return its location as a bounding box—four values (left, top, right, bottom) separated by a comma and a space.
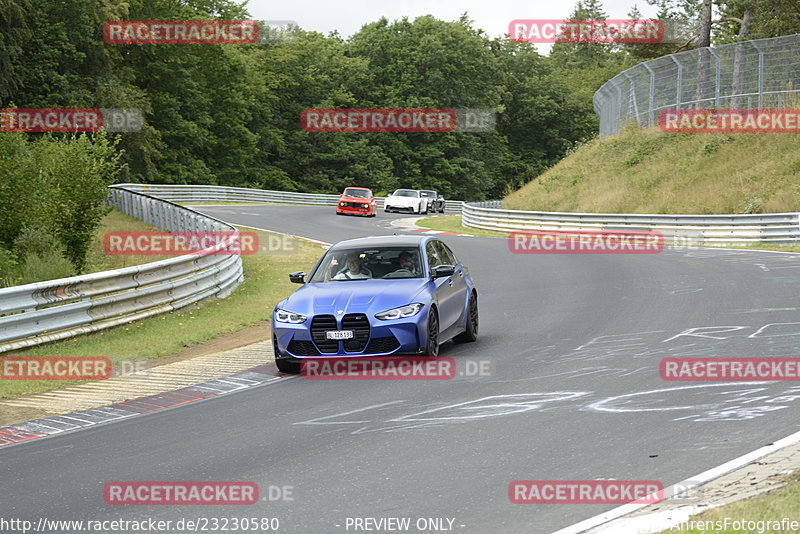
432, 265, 455, 278
289, 271, 306, 284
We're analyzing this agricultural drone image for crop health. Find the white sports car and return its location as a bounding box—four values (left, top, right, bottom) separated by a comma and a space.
384, 189, 428, 214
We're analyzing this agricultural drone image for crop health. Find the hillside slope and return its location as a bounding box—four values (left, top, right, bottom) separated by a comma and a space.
503, 126, 800, 214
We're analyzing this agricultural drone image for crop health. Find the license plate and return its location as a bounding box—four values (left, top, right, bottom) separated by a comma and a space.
326, 330, 354, 340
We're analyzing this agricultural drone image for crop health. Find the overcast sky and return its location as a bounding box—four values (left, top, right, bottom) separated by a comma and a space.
245, 0, 660, 51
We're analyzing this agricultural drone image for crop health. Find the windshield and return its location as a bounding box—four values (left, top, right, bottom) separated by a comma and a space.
392, 189, 418, 197
309, 246, 424, 281
419, 190, 436, 198
343, 188, 371, 198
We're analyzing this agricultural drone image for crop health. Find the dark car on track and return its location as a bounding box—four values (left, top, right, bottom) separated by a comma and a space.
272, 235, 479, 373
419, 190, 446, 213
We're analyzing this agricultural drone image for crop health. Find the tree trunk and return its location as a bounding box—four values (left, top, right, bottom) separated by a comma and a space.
695, 0, 714, 105
731, 10, 752, 109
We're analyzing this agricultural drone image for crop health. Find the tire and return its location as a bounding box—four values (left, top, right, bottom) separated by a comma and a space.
453, 292, 478, 343
273, 335, 301, 373
439, 204, 445, 213
424, 308, 440, 357
275, 357, 300, 374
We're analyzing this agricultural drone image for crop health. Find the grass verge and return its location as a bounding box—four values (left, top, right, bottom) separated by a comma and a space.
504, 126, 800, 214
661, 472, 800, 533
83, 209, 176, 272
0, 228, 322, 399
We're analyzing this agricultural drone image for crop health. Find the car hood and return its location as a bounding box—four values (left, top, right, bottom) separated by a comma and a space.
340, 195, 371, 202
278, 278, 430, 317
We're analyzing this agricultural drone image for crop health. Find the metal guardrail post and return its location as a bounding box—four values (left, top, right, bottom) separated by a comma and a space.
644, 63, 655, 126
751, 41, 765, 108
708, 48, 721, 108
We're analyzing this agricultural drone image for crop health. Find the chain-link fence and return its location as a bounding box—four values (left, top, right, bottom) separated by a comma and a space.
594, 33, 800, 136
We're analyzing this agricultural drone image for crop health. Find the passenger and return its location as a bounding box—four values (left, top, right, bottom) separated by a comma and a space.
333, 253, 373, 280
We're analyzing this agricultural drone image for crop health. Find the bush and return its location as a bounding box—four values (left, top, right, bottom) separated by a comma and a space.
12, 225, 64, 258
743, 197, 765, 214
35, 134, 122, 271
0, 246, 19, 287
0, 133, 39, 248
13, 250, 75, 285
0, 133, 124, 277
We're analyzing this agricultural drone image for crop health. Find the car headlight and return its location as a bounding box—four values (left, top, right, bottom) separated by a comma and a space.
375, 303, 423, 320
339, 202, 346, 206
275, 308, 307, 324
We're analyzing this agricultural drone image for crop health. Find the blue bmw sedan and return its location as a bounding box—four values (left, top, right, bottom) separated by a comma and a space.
271, 235, 478, 373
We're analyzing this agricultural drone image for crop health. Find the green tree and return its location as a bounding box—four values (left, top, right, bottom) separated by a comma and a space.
37, 134, 124, 271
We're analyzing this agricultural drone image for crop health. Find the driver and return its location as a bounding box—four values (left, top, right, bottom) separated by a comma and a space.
333, 253, 373, 280
395, 251, 418, 275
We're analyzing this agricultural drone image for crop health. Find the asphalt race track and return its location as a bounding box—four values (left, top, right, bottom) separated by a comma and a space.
3, 204, 800, 533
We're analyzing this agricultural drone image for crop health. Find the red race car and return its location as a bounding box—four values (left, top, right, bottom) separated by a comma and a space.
336, 187, 377, 217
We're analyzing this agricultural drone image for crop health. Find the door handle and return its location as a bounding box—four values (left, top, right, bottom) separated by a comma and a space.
448, 279, 454, 287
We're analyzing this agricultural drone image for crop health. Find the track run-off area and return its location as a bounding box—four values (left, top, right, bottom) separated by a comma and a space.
3, 204, 800, 533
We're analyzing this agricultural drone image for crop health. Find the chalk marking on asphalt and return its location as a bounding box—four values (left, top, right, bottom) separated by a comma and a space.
294, 400, 407, 426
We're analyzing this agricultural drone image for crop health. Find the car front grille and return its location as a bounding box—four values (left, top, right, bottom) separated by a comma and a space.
341, 313, 370, 352
311, 315, 339, 353
342, 202, 367, 208
364, 335, 400, 354
287, 339, 320, 356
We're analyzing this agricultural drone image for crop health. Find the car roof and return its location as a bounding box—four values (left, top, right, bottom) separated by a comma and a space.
343, 187, 371, 190
328, 235, 434, 250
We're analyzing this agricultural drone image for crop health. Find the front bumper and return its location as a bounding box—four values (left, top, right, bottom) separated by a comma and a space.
273, 311, 428, 359
337, 204, 372, 215
384, 204, 416, 213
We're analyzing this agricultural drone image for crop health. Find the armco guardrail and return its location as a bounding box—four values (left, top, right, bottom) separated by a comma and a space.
0, 186, 243, 353
114, 183, 466, 213
462, 203, 800, 245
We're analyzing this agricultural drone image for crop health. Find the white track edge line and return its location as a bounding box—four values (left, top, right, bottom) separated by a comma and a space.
552, 427, 800, 534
